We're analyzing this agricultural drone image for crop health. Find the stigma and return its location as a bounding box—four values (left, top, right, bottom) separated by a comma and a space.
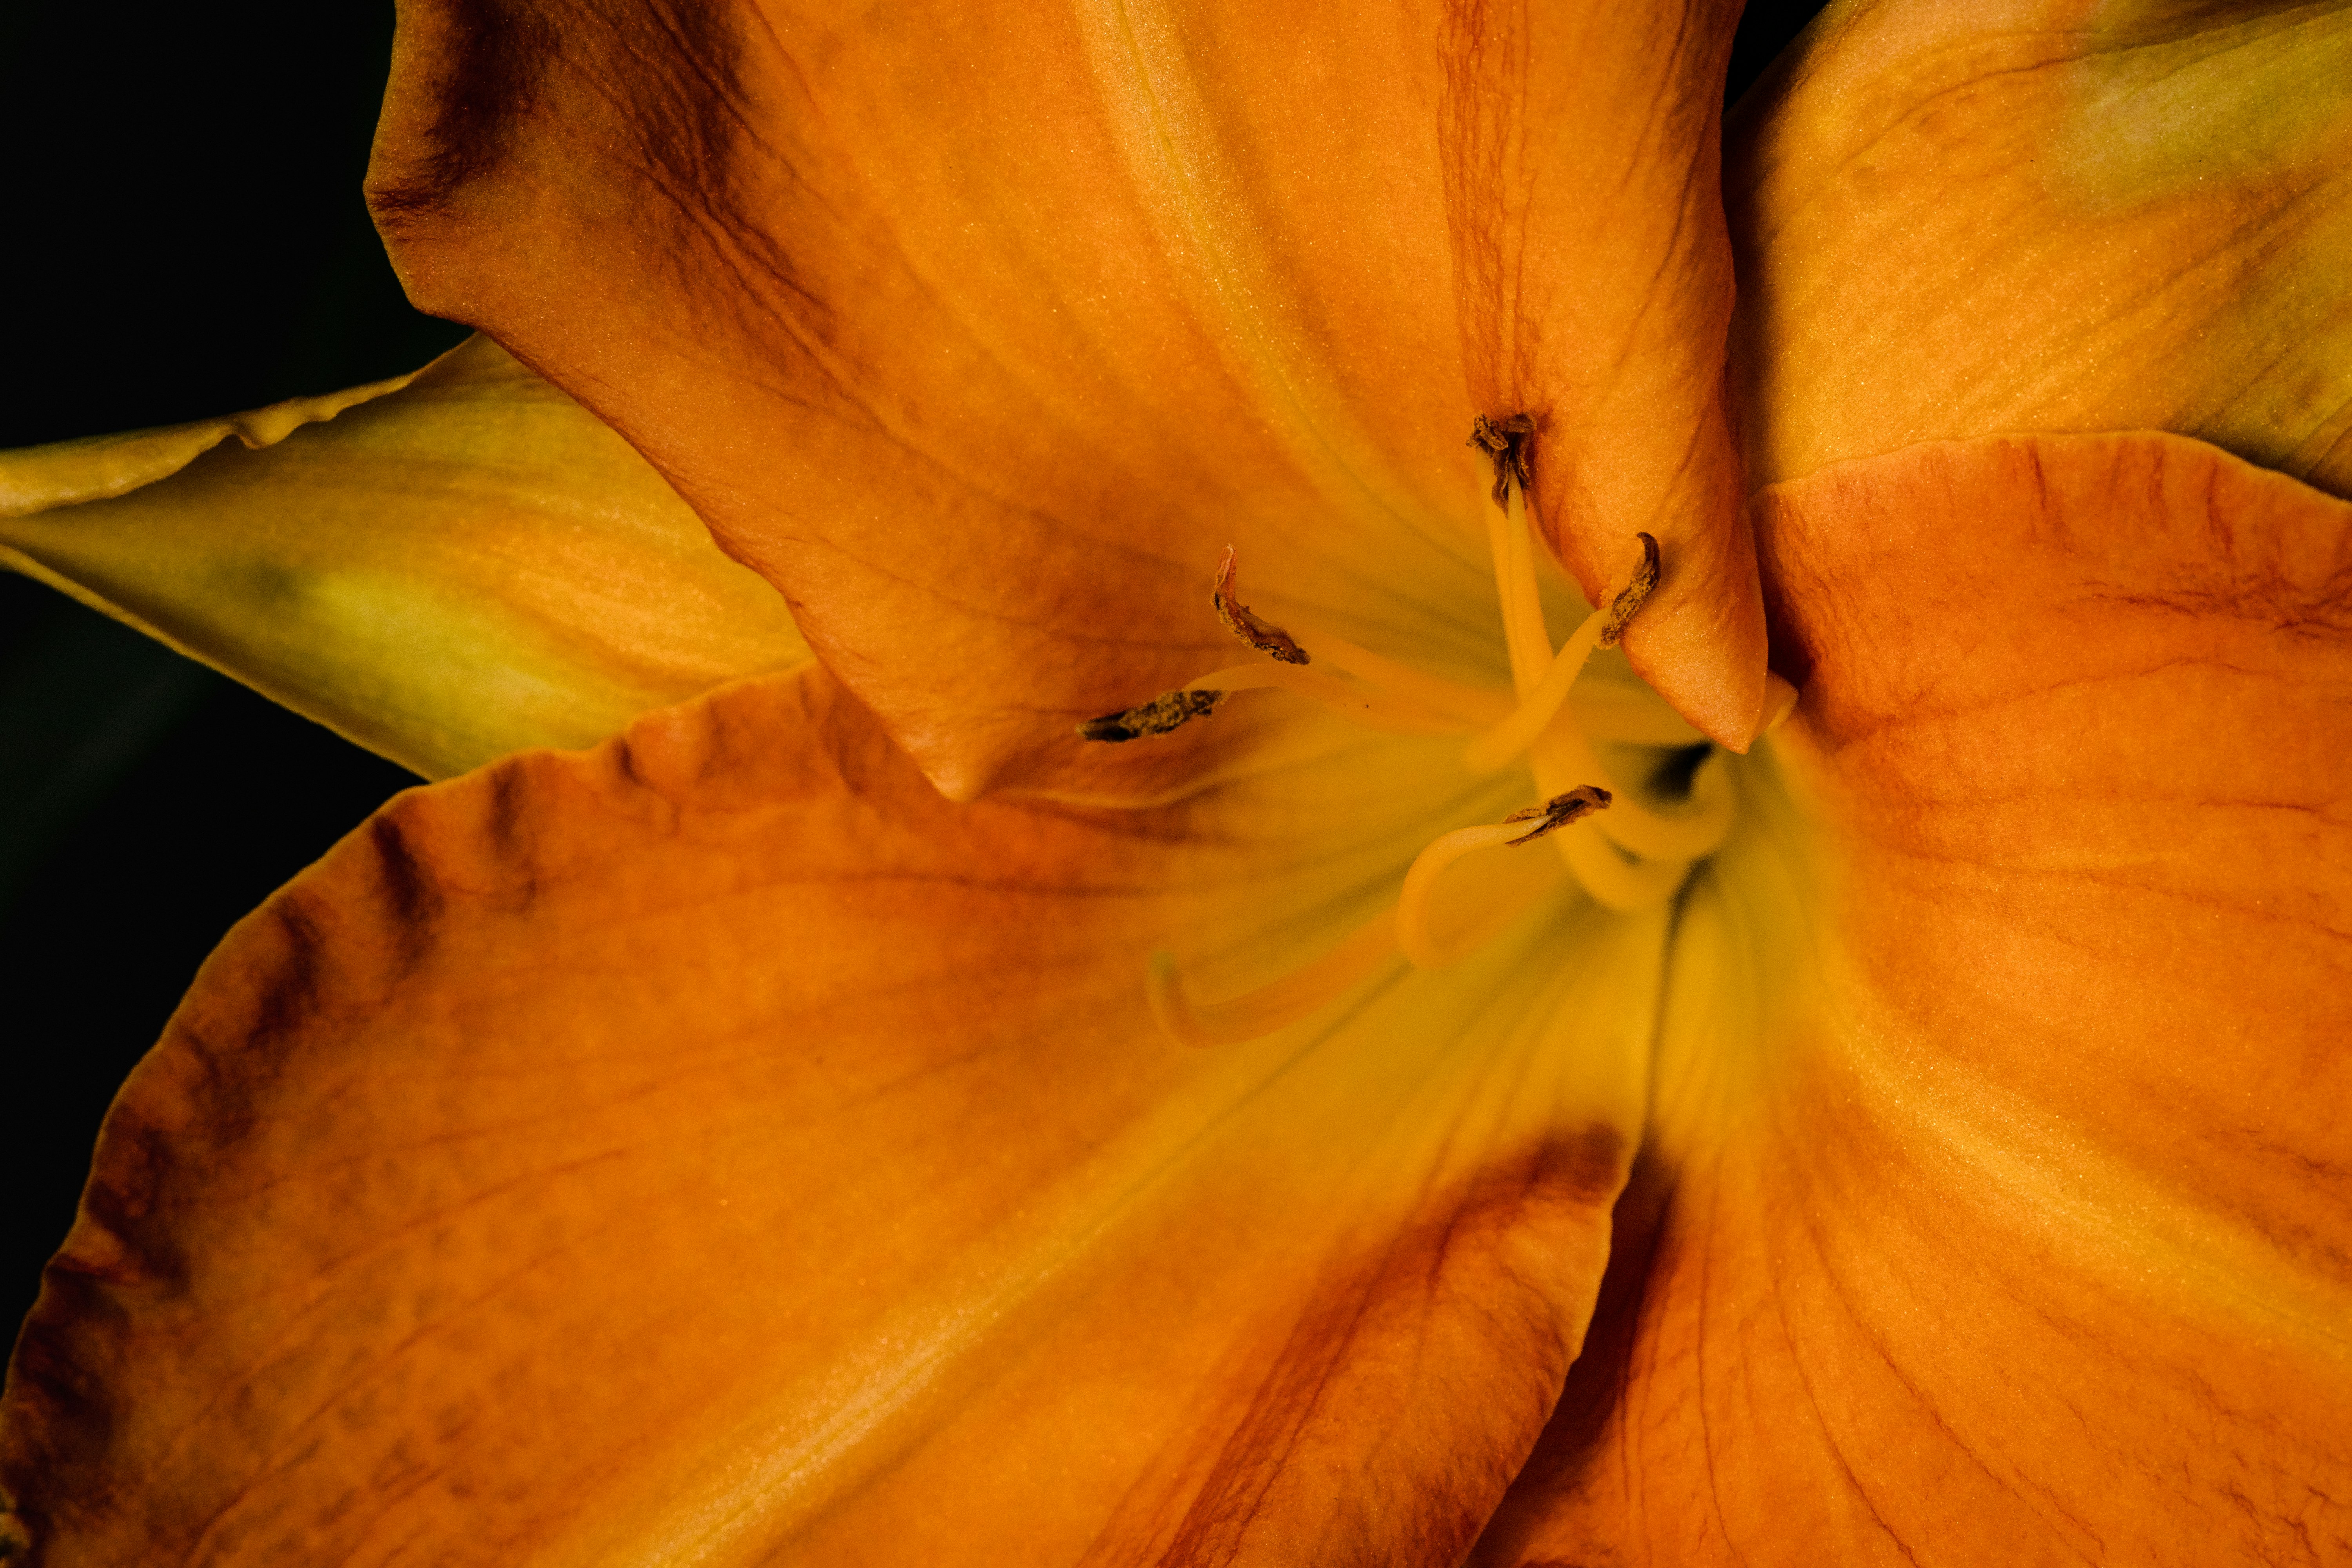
1087, 416, 1754, 1047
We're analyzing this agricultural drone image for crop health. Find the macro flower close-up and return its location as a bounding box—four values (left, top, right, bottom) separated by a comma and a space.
2, 0, 2349, 1562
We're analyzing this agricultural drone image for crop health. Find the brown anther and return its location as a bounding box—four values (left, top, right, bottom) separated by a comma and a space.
1212, 546, 1309, 665
1078, 688, 1225, 743
1501, 784, 1612, 846
1597, 532, 1661, 650
1468, 414, 1537, 509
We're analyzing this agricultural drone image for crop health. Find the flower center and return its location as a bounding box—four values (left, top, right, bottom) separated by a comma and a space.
1082, 417, 1762, 1046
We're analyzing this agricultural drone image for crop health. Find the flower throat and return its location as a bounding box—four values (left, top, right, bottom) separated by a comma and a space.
1082, 417, 1740, 1047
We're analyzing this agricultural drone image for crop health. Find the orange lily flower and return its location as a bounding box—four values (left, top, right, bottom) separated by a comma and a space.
4, 1, 2348, 1564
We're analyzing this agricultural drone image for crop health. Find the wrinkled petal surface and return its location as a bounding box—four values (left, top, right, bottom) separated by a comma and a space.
1474, 434, 2352, 1563
0, 671, 1662, 1566
1730, 0, 2352, 496
367, 0, 1767, 795
0, 337, 807, 780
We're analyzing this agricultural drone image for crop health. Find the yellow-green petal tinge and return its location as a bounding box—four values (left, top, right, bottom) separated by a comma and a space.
0, 336, 808, 779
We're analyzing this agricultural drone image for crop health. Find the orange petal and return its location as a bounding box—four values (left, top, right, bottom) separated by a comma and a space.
2, 336, 806, 779
1443, 0, 1767, 750
1473, 434, 2352, 1563
1730, 0, 2352, 498
366, 0, 1764, 797
0, 675, 1660, 1565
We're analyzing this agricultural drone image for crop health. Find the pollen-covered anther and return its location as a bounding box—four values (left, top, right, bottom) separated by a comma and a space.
1465, 533, 1670, 776
1212, 546, 1308, 664
1394, 786, 1612, 969
1597, 532, 1660, 649
1501, 784, 1613, 846
1468, 413, 1536, 509
1078, 688, 1224, 743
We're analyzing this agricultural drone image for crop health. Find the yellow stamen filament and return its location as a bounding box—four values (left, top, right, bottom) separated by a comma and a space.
1276, 616, 1513, 728
1469, 529, 1667, 772
1542, 821, 1695, 913
1488, 483, 1553, 697
1181, 664, 1472, 735
1396, 824, 1523, 968
1397, 787, 1613, 962
1401, 863, 1558, 970
1463, 603, 1609, 775
1147, 911, 1401, 1048
1472, 487, 1734, 869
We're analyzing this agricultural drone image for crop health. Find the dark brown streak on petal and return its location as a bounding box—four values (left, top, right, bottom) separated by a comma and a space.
365, 814, 454, 974
0, 890, 337, 1553
1466, 1148, 1670, 1565
0, 717, 717, 1561
371, 0, 824, 325
1764, 1187, 1949, 1568
365, 0, 556, 223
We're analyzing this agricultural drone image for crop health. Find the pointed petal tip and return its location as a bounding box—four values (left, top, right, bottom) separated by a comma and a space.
0, 338, 809, 781
1627, 623, 1770, 756
920, 751, 996, 805
1720, 671, 1801, 755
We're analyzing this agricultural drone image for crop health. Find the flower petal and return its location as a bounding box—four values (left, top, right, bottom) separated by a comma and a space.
1473, 434, 2352, 1563
366, 0, 1766, 797
1730, 0, 2352, 497
1439, 0, 1767, 748
0, 671, 1658, 1565
0, 336, 806, 780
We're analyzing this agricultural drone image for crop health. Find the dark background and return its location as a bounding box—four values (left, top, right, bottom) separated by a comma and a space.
0, 0, 1832, 1342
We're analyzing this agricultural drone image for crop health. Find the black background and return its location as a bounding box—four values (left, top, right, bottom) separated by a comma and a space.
0, 0, 1831, 1342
